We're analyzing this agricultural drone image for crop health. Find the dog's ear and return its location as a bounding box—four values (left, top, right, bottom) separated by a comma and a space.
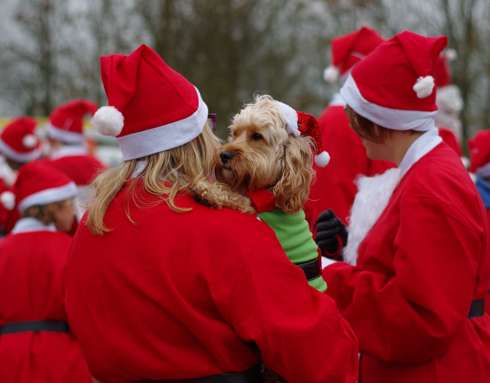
273, 136, 315, 213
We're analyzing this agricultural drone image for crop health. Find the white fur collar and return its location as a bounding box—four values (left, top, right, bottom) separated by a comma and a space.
11, 217, 56, 234
344, 129, 441, 265
344, 168, 401, 265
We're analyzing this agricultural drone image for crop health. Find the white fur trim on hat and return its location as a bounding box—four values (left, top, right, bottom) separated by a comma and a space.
315, 151, 330, 167
436, 85, 463, 113
0, 137, 43, 163
0, 191, 15, 210
340, 75, 437, 132
92, 106, 124, 137
117, 89, 208, 161
46, 123, 85, 144
444, 48, 457, 61
323, 65, 339, 83
413, 76, 435, 98
273, 101, 300, 136
18, 182, 78, 212
22, 134, 38, 148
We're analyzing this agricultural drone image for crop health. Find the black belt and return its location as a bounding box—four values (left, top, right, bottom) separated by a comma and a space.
0, 320, 70, 335
469, 299, 485, 319
139, 364, 261, 383
296, 257, 321, 281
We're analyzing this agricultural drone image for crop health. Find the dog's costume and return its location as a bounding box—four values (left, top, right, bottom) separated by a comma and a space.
0, 161, 90, 383
323, 31, 490, 383
248, 189, 326, 291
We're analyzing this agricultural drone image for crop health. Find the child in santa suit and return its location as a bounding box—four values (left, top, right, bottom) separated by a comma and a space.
46, 99, 106, 212
316, 31, 490, 383
469, 130, 490, 315
64, 44, 358, 383
307, 27, 393, 238
0, 160, 91, 383
0, 117, 43, 235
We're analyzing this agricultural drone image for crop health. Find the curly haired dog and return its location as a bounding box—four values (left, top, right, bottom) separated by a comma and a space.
216, 95, 315, 213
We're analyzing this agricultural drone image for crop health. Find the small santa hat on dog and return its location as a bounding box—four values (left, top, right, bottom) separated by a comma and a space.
0, 160, 77, 212
469, 130, 490, 177
0, 117, 42, 163
324, 26, 384, 83
273, 101, 330, 167
47, 99, 97, 144
91, 44, 208, 161
340, 30, 447, 132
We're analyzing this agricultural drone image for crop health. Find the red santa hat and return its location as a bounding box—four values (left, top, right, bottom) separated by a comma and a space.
273, 101, 330, 167
0, 117, 42, 163
340, 30, 447, 132
91, 44, 208, 161
434, 49, 463, 114
0, 160, 77, 212
323, 26, 384, 83
469, 130, 490, 177
47, 99, 97, 144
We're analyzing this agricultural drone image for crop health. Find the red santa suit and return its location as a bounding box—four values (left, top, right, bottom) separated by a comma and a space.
0, 160, 90, 382
321, 31, 490, 383
469, 130, 490, 315
65, 44, 359, 383
0, 218, 91, 383
309, 27, 393, 227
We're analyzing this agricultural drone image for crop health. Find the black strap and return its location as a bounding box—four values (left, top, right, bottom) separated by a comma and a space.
296, 258, 321, 281
469, 299, 485, 319
139, 364, 261, 383
0, 320, 69, 335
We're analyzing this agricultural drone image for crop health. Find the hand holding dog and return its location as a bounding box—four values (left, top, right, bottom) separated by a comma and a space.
315, 209, 348, 254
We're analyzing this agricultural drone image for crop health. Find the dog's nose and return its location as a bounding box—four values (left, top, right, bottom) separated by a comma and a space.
220, 151, 236, 164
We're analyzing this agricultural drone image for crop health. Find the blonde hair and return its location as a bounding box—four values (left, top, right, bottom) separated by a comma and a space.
87, 124, 253, 235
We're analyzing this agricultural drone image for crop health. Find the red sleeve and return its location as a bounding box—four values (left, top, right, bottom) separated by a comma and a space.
323, 194, 480, 364
203, 220, 358, 383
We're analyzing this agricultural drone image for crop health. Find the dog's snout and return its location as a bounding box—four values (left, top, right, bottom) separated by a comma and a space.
220, 151, 236, 164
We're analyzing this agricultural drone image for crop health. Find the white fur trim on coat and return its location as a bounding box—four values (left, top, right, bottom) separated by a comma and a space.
344, 168, 401, 265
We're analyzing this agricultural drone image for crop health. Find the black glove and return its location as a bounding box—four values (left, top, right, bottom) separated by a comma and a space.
315, 209, 348, 254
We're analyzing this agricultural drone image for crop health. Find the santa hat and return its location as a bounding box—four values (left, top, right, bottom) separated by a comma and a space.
340, 30, 447, 132
91, 44, 208, 161
273, 101, 330, 167
438, 127, 462, 156
0, 117, 42, 163
323, 26, 384, 83
469, 130, 490, 177
0, 160, 77, 212
47, 99, 97, 144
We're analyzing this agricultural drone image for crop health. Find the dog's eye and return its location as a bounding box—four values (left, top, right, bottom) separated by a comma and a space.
251, 132, 264, 141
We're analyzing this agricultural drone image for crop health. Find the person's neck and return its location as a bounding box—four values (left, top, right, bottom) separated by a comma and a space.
389, 132, 424, 166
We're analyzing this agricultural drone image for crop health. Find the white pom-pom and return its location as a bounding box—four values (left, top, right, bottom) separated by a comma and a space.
91, 106, 124, 137
315, 151, 330, 167
0, 191, 15, 210
437, 85, 463, 113
323, 65, 339, 83
413, 76, 435, 98
444, 48, 457, 61
22, 134, 38, 148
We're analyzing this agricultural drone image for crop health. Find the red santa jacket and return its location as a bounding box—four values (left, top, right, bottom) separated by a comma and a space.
323, 141, 490, 383
65, 181, 358, 383
0, 218, 91, 383
306, 99, 393, 228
